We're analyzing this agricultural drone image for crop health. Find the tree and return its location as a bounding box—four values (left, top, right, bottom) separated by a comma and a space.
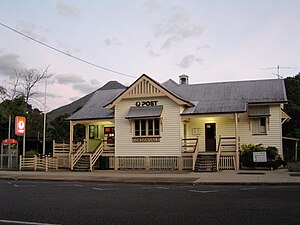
48, 113, 70, 141
283, 73, 300, 138
0, 65, 53, 153
13, 65, 52, 105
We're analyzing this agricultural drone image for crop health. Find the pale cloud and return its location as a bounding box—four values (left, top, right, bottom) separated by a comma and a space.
55, 73, 85, 85
56, 0, 80, 19
34, 92, 61, 99
16, 22, 49, 42
143, 0, 161, 12
148, 50, 161, 57
178, 55, 202, 69
104, 38, 123, 46
0, 53, 24, 77
72, 83, 98, 94
56, 39, 81, 55
90, 79, 100, 86
196, 45, 210, 50
155, 6, 203, 49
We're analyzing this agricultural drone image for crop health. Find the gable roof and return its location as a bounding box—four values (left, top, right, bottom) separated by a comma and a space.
47, 81, 126, 120
68, 88, 125, 120
68, 76, 288, 120
105, 74, 193, 109
162, 78, 287, 114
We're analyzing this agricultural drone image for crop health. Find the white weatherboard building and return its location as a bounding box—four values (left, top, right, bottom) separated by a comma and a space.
53, 74, 290, 171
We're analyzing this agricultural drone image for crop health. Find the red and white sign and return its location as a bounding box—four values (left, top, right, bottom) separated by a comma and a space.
15, 116, 26, 136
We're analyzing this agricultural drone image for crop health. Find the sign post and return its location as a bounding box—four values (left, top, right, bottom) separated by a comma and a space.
15, 116, 26, 156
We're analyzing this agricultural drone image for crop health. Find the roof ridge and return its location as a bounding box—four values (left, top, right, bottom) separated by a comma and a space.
183, 78, 282, 87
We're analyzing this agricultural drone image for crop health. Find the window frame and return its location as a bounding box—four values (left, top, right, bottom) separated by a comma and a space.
133, 118, 161, 137
251, 117, 268, 135
89, 125, 99, 139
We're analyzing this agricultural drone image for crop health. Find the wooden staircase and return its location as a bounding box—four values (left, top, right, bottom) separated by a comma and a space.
71, 140, 104, 171
73, 154, 90, 171
194, 154, 217, 172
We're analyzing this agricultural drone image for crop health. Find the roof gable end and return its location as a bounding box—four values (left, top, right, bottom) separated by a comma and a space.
105, 74, 192, 108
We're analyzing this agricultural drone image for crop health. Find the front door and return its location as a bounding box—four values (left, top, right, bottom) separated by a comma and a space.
205, 123, 216, 151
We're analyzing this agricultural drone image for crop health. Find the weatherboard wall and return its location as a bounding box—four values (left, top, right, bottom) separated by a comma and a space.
114, 96, 181, 156
186, 115, 236, 152
238, 104, 283, 155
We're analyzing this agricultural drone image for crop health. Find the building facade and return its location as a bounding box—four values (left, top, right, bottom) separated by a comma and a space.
54, 74, 289, 171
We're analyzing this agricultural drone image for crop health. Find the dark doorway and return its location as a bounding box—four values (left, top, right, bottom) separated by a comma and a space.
205, 123, 216, 151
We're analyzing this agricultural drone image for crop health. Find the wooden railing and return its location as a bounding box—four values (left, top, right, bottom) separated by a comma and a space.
53, 140, 70, 155
53, 140, 84, 155
103, 140, 115, 154
191, 139, 199, 171
150, 157, 178, 170
182, 138, 198, 153
116, 156, 191, 170
90, 140, 104, 171
19, 155, 58, 171
182, 156, 193, 170
217, 136, 238, 170
118, 157, 146, 170
70, 141, 86, 170
219, 156, 236, 170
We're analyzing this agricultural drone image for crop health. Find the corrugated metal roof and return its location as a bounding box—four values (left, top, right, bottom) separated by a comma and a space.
125, 105, 163, 119
163, 79, 287, 114
69, 77, 287, 120
68, 88, 125, 120
48, 81, 126, 120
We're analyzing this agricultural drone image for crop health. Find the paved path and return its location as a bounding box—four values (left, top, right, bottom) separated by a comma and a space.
0, 169, 300, 185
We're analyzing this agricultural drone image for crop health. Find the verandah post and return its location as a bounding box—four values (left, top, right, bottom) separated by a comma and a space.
234, 113, 239, 170
114, 156, 119, 170
19, 155, 22, 171
178, 156, 183, 170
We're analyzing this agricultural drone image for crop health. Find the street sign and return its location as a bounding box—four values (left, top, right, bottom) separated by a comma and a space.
253, 151, 267, 162
15, 116, 26, 136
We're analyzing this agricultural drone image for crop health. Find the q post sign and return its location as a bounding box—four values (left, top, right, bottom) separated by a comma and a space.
15, 116, 26, 136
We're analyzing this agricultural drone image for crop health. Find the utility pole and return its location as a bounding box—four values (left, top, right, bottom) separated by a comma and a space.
43, 76, 47, 155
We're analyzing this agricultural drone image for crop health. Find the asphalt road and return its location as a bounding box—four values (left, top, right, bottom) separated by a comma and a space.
0, 180, 299, 225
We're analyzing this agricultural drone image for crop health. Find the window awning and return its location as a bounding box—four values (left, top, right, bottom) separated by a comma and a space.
125, 105, 163, 119
248, 105, 270, 117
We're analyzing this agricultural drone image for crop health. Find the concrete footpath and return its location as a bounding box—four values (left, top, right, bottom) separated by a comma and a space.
0, 169, 300, 185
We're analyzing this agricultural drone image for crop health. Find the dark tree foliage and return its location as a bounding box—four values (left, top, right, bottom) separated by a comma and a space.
48, 113, 70, 141
47, 113, 85, 142
283, 74, 300, 138
0, 96, 44, 153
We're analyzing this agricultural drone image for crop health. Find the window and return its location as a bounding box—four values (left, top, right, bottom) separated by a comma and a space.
134, 118, 160, 137
252, 118, 267, 134
89, 125, 99, 139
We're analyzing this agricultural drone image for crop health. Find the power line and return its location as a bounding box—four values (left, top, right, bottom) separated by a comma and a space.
260, 65, 297, 79
0, 22, 137, 79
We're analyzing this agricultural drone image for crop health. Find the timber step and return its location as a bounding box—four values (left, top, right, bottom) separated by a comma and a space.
73, 155, 90, 171
194, 154, 217, 172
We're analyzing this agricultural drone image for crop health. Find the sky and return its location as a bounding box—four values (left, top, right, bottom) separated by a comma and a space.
0, 0, 299, 112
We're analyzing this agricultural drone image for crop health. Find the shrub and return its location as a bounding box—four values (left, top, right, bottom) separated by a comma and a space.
240, 144, 285, 169
240, 144, 266, 167
266, 146, 278, 161
25, 150, 38, 156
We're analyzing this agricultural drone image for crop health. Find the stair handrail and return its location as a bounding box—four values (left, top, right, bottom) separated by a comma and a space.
216, 135, 222, 171
71, 141, 86, 170
90, 140, 104, 171
217, 136, 237, 171
192, 138, 199, 171
181, 138, 198, 153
